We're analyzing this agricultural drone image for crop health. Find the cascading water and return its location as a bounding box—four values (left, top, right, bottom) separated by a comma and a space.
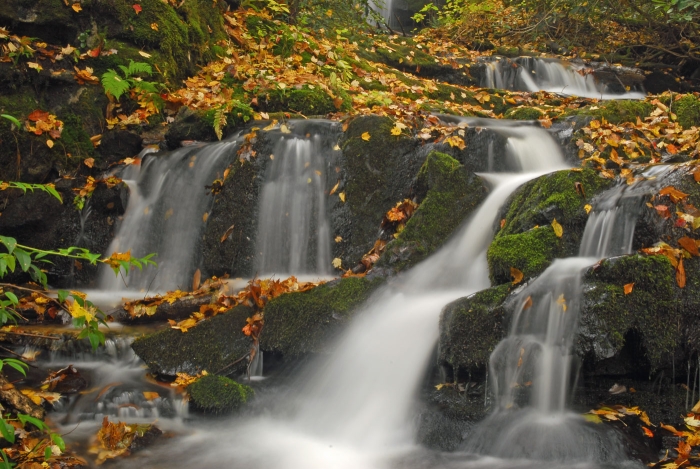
464, 171, 667, 466
481, 56, 646, 99
98, 141, 240, 292
255, 133, 335, 276
111, 121, 569, 469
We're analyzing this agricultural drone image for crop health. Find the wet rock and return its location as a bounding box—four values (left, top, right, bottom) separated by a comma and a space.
260, 276, 383, 357
487, 168, 614, 284
0, 181, 127, 287
97, 130, 144, 166
187, 374, 254, 414
131, 305, 253, 379
377, 151, 488, 272
43, 364, 88, 393
164, 107, 217, 149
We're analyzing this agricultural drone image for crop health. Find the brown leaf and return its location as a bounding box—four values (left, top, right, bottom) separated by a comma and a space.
83, 157, 95, 168
510, 267, 524, 285
192, 269, 201, 291
574, 182, 586, 198
659, 186, 689, 204
220, 224, 235, 243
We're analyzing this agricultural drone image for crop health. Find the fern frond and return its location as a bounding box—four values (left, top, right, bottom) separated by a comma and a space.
101, 70, 131, 100
126, 60, 153, 77
213, 107, 227, 141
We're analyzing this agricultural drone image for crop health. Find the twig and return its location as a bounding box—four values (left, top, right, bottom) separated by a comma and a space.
0, 331, 60, 340
0, 345, 39, 367
394, 13, 407, 37
214, 351, 251, 375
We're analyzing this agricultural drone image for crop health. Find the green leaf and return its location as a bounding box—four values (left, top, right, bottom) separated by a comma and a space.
0, 236, 17, 255
0, 114, 21, 128
0, 448, 14, 469
3, 359, 27, 377
3, 292, 17, 305
101, 69, 131, 100
18, 414, 47, 431
43, 185, 63, 203
51, 433, 66, 451
57, 290, 69, 303
0, 419, 15, 444
44, 447, 51, 461
12, 248, 31, 272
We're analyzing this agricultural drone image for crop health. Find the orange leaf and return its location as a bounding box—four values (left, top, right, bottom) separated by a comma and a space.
523, 296, 532, 310
659, 186, 689, 204
192, 269, 201, 291
28, 109, 50, 122
623, 283, 634, 295
667, 143, 679, 155
679, 236, 699, 256
642, 426, 654, 438
677, 258, 686, 289
511, 267, 524, 285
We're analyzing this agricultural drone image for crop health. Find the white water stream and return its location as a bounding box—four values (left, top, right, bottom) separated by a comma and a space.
481, 57, 646, 99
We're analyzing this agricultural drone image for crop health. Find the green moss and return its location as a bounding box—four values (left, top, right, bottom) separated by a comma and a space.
674, 95, 700, 129
377, 151, 486, 271
581, 254, 678, 369
487, 226, 561, 284
260, 87, 349, 115
439, 284, 511, 374
260, 277, 383, 357
188, 375, 254, 414
563, 100, 654, 124
55, 113, 94, 160
504, 107, 544, 120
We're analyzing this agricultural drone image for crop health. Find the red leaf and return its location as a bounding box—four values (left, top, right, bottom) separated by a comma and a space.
132, 3, 142, 14
87, 45, 102, 58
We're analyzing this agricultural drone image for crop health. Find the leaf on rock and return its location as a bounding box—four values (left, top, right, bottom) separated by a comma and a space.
677, 258, 686, 288
679, 236, 699, 256
551, 218, 563, 238
332, 258, 342, 269
361, 132, 371, 141
623, 283, 634, 295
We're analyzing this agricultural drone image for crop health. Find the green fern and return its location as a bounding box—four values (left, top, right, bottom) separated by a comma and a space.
101, 70, 131, 100
213, 107, 227, 141
118, 60, 153, 78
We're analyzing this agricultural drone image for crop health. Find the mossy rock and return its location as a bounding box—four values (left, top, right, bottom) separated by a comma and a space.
260, 277, 383, 357
259, 87, 351, 116
331, 115, 423, 267
579, 254, 678, 370
377, 151, 487, 272
438, 284, 511, 379
487, 168, 614, 284
187, 375, 254, 414
487, 226, 562, 284
504, 107, 544, 120
674, 94, 700, 129
563, 100, 654, 124
131, 305, 253, 378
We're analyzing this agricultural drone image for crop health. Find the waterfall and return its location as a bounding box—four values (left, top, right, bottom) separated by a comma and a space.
255, 134, 334, 276
133, 121, 569, 469
98, 141, 239, 292
464, 173, 663, 465
481, 57, 646, 99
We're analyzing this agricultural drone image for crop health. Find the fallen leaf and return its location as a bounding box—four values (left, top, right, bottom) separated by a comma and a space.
46, 139, 54, 148
642, 426, 654, 438
142, 391, 159, 400
551, 218, 563, 238
329, 180, 340, 195
202, 212, 209, 222
623, 283, 634, 295
510, 267, 524, 285
523, 296, 533, 310
132, 3, 142, 14
339, 192, 345, 202
677, 258, 686, 288
361, 132, 371, 141
71, 3, 82, 12
83, 157, 95, 168
138, 51, 152, 58
332, 258, 342, 269
334, 236, 342, 242
679, 236, 699, 256
192, 269, 201, 291
150, 23, 159, 31
584, 204, 592, 214
220, 224, 235, 243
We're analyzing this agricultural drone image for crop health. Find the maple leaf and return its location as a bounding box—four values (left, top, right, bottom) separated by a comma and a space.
445, 135, 466, 150
584, 204, 592, 214
132, 3, 142, 14
332, 258, 342, 269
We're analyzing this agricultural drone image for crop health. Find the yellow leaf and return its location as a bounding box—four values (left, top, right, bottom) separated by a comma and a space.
391, 126, 402, 136
330, 180, 340, 195
280, 124, 291, 134
623, 283, 634, 295
510, 267, 524, 285
83, 157, 94, 168
150, 22, 159, 31
584, 204, 592, 214
46, 139, 54, 148
203, 212, 209, 222
334, 236, 342, 243
361, 132, 371, 141
138, 51, 152, 58
143, 391, 159, 400
71, 3, 82, 12
551, 218, 563, 238
69, 299, 94, 322
556, 294, 567, 312
332, 258, 342, 269
339, 192, 345, 202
